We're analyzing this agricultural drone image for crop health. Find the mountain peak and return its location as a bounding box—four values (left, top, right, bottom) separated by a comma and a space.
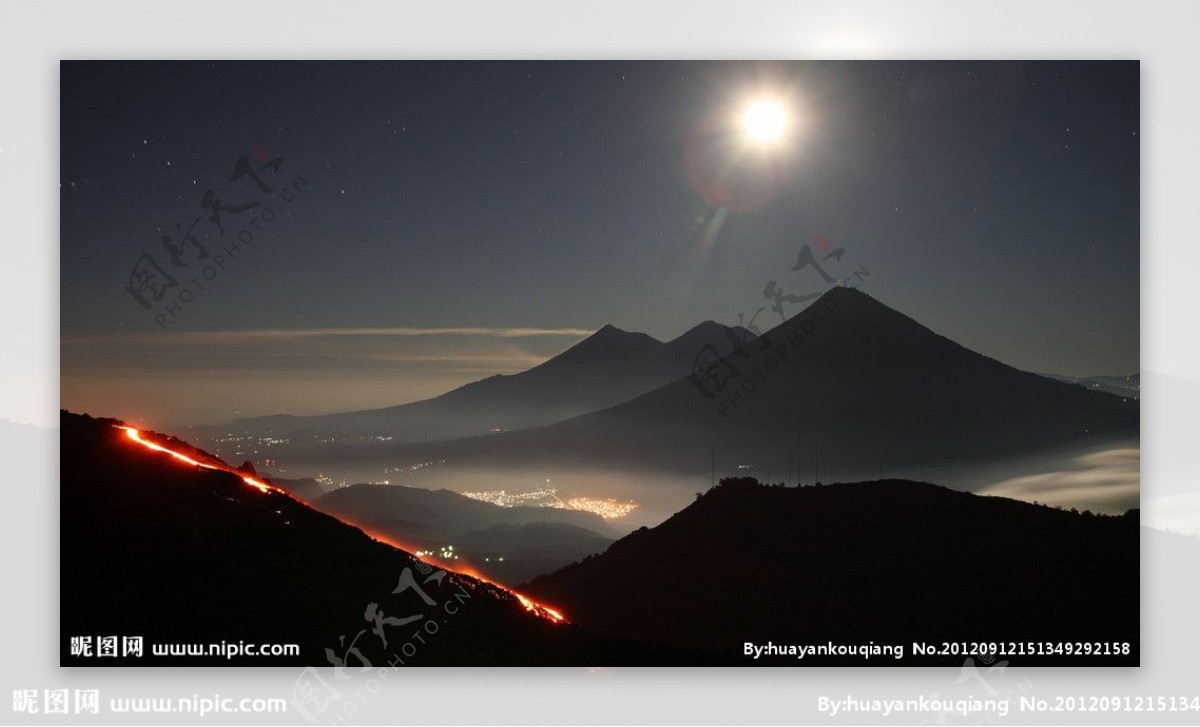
589, 322, 663, 344
665, 320, 753, 352
778, 285, 909, 334
593, 322, 635, 338
815, 283, 875, 304
547, 324, 662, 365
670, 319, 729, 339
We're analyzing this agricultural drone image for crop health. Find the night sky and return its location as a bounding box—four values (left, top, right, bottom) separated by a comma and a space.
60, 61, 1139, 426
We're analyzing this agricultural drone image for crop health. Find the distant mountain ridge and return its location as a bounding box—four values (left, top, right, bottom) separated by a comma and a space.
328, 287, 1139, 481
229, 321, 752, 444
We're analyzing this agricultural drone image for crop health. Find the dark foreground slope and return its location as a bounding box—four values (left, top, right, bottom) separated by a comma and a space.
525, 477, 1140, 665
59, 411, 682, 666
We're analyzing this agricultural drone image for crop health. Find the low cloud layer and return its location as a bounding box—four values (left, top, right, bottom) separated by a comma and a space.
978, 447, 1140, 515
61, 326, 593, 426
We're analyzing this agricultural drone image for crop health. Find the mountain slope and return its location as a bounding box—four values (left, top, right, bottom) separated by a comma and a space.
524, 477, 1140, 665
229, 321, 751, 444
59, 411, 679, 665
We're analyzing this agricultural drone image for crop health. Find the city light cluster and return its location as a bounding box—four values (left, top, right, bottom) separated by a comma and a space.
383, 459, 445, 475
414, 545, 460, 561
460, 487, 638, 519
563, 497, 639, 519
461, 487, 562, 508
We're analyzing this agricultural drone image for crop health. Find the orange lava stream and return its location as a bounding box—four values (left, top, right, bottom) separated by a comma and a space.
350, 523, 565, 623
117, 424, 567, 623
120, 426, 273, 493
438, 561, 566, 623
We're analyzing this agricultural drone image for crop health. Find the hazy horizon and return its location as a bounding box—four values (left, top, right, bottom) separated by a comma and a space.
61, 286, 1140, 429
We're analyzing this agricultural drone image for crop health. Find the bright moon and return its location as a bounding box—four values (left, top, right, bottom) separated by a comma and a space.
740, 99, 790, 145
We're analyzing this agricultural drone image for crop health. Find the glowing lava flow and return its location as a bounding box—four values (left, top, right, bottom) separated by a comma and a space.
353, 524, 565, 624
440, 561, 566, 623
117, 424, 567, 623
120, 426, 273, 493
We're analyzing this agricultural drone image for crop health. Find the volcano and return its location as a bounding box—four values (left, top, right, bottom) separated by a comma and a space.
313, 287, 1139, 483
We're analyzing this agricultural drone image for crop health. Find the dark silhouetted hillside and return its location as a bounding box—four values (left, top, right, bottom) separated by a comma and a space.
524, 477, 1139, 665
59, 411, 682, 666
